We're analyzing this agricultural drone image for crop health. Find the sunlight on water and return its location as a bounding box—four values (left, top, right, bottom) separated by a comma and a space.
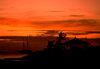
0, 54, 28, 60
0, 39, 11, 41
0, 39, 23, 43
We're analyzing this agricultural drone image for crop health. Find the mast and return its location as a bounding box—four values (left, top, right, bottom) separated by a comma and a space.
23, 37, 25, 51
27, 36, 29, 51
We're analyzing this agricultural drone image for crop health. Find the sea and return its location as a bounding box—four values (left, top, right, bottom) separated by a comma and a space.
0, 54, 28, 60
0, 37, 99, 60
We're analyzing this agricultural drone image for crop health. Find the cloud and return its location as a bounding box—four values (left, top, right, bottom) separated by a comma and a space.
41, 30, 100, 36
0, 8, 4, 11
48, 11, 64, 13
1, 17, 99, 30
0, 17, 29, 27
42, 30, 59, 36
30, 19, 100, 31
32, 19, 100, 28
0, 17, 7, 20
86, 31, 100, 34
0, 17, 18, 21
69, 15, 85, 17
40, 30, 100, 36
66, 31, 100, 35
0, 17, 100, 31
76, 19, 99, 26
67, 32, 88, 35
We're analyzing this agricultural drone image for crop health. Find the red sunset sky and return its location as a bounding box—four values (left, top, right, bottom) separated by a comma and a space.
0, 0, 100, 38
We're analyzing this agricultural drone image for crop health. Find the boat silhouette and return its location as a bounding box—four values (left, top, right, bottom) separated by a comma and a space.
20, 36, 32, 54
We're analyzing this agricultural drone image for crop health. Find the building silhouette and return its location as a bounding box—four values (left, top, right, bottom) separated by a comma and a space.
47, 32, 89, 50
65, 37, 89, 48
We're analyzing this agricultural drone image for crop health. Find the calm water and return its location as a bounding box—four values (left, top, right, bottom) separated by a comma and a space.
0, 54, 28, 60
0, 38, 99, 60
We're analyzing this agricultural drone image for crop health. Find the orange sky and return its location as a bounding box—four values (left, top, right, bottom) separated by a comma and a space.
0, 0, 100, 38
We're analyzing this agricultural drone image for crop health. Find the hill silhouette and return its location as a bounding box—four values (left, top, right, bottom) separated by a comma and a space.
0, 33, 100, 64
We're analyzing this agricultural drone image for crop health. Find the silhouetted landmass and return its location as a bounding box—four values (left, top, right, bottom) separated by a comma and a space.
0, 36, 100, 53
0, 32, 100, 64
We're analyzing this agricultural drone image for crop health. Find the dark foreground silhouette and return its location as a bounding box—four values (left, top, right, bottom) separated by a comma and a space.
0, 46, 100, 64
0, 32, 100, 64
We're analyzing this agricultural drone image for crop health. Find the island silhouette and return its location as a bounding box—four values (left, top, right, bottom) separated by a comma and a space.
0, 32, 100, 64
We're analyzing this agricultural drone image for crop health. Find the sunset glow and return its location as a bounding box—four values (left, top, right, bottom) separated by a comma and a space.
0, 0, 100, 38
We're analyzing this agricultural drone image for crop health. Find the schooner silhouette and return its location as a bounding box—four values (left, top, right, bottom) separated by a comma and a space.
20, 36, 32, 54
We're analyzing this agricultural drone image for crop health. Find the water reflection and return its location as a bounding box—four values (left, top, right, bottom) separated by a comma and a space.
0, 39, 23, 43
0, 54, 28, 60
0, 39, 11, 41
